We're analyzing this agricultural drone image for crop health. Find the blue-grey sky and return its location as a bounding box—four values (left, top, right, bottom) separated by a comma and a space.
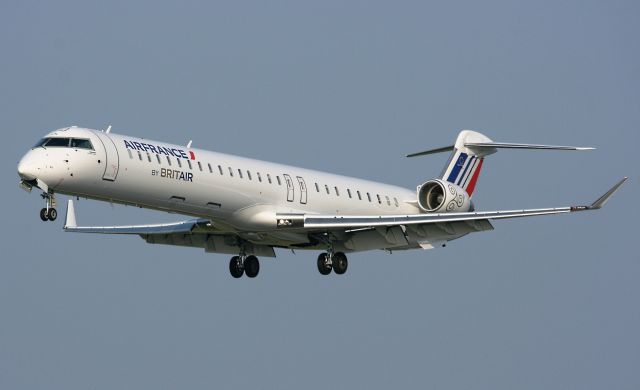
1, 1, 638, 389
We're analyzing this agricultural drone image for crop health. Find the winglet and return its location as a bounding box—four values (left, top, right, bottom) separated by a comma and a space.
588, 177, 628, 210
64, 199, 77, 229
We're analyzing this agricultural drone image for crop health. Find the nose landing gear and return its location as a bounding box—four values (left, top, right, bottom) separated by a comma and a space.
39, 192, 57, 222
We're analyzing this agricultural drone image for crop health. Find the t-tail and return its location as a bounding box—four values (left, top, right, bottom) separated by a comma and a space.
407, 129, 595, 198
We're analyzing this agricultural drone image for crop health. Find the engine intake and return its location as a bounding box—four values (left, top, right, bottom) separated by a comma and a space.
417, 179, 471, 213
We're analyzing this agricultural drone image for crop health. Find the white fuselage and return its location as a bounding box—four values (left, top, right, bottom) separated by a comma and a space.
18, 127, 419, 234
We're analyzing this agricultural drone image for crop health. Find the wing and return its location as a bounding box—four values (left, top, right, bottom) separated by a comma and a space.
63, 200, 277, 257
63, 199, 211, 234
276, 177, 627, 230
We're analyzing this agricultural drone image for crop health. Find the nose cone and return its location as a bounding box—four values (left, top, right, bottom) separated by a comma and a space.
17, 154, 38, 180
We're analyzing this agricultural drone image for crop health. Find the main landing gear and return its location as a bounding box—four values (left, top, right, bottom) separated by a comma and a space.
39, 192, 57, 222
317, 251, 348, 276
229, 255, 260, 278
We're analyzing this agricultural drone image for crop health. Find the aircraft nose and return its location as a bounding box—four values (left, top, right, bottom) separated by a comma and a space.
17, 154, 38, 180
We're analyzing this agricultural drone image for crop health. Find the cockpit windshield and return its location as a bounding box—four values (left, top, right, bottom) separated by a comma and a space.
33, 137, 94, 150
45, 138, 71, 147
70, 139, 93, 149
33, 138, 49, 148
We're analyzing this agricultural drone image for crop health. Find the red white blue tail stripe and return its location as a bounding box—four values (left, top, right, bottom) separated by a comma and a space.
443, 151, 484, 196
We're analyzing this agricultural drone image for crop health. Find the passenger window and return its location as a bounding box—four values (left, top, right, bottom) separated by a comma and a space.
257, 172, 262, 182
376, 194, 382, 204
45, 138, 70, 147
177, 158, 182, 167
357, 190, 362, 200
276, 176, 281, 185
147, 153, 152, 162
208, 163, 212, 173
394, 197, 399, 207
228, 167, 234, 177
247, 170, 252, 180
347, 189, 352, 198
386, 196, 391, 206
238, 169, 243, 179
367, 193, 372, 202
198, 161, 203, 171
334, 186, 339, 196
138, 151, 143, 161
187, 160, 192, 170
218, 165, 223, 175
325, 185, 330, 194
71, 139, 93, 150
127, 149, 133, 159
267, 174, 272, 184
166, 156, 172, 166
156, 155, 162, 164
315, 183, 320, 192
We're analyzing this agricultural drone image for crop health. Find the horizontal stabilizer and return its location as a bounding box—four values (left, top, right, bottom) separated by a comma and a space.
407, 130, 594, 158
406, 145, 454, 157
464, 142, 595, 151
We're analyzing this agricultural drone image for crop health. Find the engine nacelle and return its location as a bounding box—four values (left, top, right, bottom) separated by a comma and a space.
417, 179, 472, 213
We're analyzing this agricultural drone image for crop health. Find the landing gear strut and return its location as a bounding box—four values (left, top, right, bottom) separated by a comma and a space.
40, 192, 57, 222
317, 251, 348, 276
229, 255, 260, 278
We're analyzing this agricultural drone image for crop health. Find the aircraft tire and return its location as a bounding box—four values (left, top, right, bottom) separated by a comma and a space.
244, 255, 260, 278
40, 208, 49, 221
317, 253, 332, 275
47, 208, 57, 221
229, 256, 244, 278
333, 252, 348, 275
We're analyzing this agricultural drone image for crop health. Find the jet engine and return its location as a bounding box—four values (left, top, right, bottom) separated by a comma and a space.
417, 179, 472, 213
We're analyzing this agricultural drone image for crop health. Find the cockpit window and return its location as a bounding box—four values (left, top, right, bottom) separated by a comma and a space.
71, 138, 93, 150
33, 138, 49, 148
44, 138, 71, 147
33, 137, 94, 150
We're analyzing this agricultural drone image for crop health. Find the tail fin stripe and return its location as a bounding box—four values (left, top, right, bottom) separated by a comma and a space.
460, 157, 479, 188
446, 152, 468, 183
465, 159, 481, 188
466, 158, 484, 195
457, 156, 476, 186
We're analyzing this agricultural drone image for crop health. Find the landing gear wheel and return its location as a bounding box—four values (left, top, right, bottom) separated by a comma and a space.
40, 208, 49, 221
317, 253, 332, 275
229, 256, 244, 278
47, 208, 57, 221
333, 252, 348, 275
244, 255, 260, 278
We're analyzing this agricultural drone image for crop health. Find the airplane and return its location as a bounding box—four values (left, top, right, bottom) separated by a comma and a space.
17, 126, 626, 278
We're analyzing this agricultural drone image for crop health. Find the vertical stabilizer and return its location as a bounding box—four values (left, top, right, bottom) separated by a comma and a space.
440, 130, 495, 197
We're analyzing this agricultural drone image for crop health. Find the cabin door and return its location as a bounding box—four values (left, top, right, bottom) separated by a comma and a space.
94, 131, 120, 181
